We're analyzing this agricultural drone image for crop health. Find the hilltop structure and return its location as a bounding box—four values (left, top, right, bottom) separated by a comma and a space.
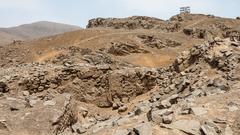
180, 6, 191, 14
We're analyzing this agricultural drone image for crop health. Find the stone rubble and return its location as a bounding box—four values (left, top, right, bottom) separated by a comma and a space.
0, 37, 239, 135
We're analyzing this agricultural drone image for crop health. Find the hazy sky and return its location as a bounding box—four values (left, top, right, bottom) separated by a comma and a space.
0, 0, 239, 28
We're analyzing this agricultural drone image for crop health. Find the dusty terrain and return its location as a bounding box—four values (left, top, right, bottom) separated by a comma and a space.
0, 13, 240, 135
0, 21, 81, 46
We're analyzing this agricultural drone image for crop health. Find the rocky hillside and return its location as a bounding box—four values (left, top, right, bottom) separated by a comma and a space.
0, 14, 240, 135
88, 14, 240, 40
0, 21, 81, 46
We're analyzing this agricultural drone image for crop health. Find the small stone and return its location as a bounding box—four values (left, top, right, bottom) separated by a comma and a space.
112, 103, 119, 110
117, 117, 132, 126
118, 105, 128, 113
150, 109, 173, 124
213, 117, 227, 124
134, 122, 153, 135
228, 106, 239, 112
122, 97, 129, 103
200, 124, 218, 135
92, 118, 115, 133
40, 79, 47, 84
72, 122, 87, 134
78, 107, 88, 117
168, 94, 179, 104
114, 129, 131, 135
0, 82, 9, 93
162, 114, 173, 124
38, 86, 45, 91
133, 100, 151, 115
231, 41, 240, 47
180, 71, 186, 76
224, 125, 233, 135
7, 98, 26, 111
190, 107, 207, 116
0, 121, 8, 131
29, 99, 39, 107
43, 100, 56, 106
181, 110, 190, 115
22, 91, 30, 96
94, 114, 110, 122
224, 51, 232, 57
191, 90, 203, 97
159, 100, 171, 109
81, 117, 97, 129
214, 37, 223, 42
212, 78, 229, 91
172, 119, 200, 135
133, 107, 142, 116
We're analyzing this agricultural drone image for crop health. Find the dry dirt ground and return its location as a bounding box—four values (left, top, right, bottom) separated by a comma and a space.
0, 13, 240, 135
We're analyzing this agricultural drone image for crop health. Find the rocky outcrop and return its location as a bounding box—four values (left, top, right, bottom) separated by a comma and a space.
223, 29, 240, 41
87, 16, 181, 32
87, 16, 165, 29
107, 42, 149, 56
173, 38, 240, 78
183, 28, 212, 39
137, 35, 182, 49
82, 52, 118, 66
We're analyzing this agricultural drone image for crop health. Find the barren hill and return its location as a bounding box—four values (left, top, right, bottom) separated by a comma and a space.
1, 14, 239, 68
0, 21, 81, 46
0, 14, 240, 135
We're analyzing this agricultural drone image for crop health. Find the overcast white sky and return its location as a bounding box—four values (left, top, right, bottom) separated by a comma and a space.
0, 0, 239, 27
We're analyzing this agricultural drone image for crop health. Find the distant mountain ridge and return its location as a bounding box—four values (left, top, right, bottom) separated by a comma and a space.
0, 21, 81, 46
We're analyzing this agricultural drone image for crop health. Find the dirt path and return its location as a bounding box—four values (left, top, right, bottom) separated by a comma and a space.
75, 31, 144, 45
